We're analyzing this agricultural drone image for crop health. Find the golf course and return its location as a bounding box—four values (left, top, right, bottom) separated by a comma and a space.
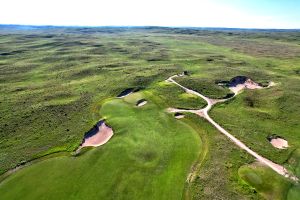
0, 25, 300, 199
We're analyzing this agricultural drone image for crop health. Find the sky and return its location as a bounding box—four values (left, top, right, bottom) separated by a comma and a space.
0, 0, 299, 29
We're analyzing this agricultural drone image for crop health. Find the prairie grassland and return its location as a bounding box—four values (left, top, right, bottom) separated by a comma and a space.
0, 26, 300, 199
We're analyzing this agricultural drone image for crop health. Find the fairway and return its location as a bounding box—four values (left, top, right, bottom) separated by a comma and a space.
0, 91, 201, 200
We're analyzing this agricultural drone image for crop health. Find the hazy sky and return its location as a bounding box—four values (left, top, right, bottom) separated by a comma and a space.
0, 0, 299, 28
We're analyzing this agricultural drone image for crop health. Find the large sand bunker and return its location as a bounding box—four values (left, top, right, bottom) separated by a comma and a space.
79, 120, 113, 148
267, 135, 289, 149
228, 76, 262, 94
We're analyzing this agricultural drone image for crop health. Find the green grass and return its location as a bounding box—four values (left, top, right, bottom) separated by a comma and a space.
151, 81, 206, 109
0, 91, 202, 199
183, 114, 260, 200
210, 82, 300, 165
174, 76, 233, 99
238, 161, 300, 200
1, 26, 300, 199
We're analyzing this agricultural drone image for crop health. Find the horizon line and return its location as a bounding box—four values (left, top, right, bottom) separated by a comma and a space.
1, 23, 300, 31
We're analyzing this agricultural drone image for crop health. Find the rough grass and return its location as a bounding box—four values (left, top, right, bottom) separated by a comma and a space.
184, 114, 259, 200
238, 163, 294, 200
1, 26, 300, 199
151, 81, 207, 109
174, 76, 233, 99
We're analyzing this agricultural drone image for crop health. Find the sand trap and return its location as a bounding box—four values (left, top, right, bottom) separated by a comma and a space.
270, 138, 288, 149
117, 88, 134, 98
174, 112, 185, 119
136, 99, 147, 107
267, 135, 288, 149
228, 76, 262, 94
117, 88, 142, 98
80, 120, 113, 148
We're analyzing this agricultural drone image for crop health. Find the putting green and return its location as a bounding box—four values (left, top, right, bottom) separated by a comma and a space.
0, 91, 202, 200
238, 163, 300, 200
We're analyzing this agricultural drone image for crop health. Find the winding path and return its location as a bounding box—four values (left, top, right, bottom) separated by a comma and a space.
167, 74, 298, 181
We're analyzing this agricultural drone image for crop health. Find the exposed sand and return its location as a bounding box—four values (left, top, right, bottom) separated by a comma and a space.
229, 78, 262, 94
80, 120, 113, 148
166, 74, 298, 181
117, 88, 134, 98
136, 99, 147, 107
174, 113, 185, 119
270, 138, 289, 149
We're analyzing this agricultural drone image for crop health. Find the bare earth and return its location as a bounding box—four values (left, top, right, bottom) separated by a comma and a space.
166, 74, 298, 181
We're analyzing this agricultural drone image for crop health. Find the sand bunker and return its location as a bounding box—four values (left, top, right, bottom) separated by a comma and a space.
117, 88, 134, 98
228, 76, 262, 94
270, 138, 288, 149
267, 135, 288, 149
174, 112, 185, 119
117, 88, 142, 98
79, 120, 113, 148
136, 99, 147, 107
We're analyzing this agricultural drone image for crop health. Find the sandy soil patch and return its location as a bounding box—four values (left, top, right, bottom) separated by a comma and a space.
80, 120, 113, 148
136, 99, 147, 107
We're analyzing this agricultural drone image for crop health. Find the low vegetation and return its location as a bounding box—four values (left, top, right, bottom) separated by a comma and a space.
0, 26, 300, 199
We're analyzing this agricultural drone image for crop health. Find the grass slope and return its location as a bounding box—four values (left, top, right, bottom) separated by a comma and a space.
0, 91, 201, 200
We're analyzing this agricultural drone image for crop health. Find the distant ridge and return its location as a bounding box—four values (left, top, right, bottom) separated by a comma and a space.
0, 24, 300, 32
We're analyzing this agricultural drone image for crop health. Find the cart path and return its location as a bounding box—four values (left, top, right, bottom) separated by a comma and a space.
166, 74, 298, 181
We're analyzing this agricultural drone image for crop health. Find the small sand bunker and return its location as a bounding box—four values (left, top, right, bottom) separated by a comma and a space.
228, 76, 262, 94
136, 99, 147, 107
174, 112, 185, 119
117, 88, 134, 98
80, 120, 113, 148
117, 88, 141, 98
267, 135, 289, 149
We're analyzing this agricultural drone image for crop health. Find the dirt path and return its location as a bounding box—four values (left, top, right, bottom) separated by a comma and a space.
167, 74, 298, 181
